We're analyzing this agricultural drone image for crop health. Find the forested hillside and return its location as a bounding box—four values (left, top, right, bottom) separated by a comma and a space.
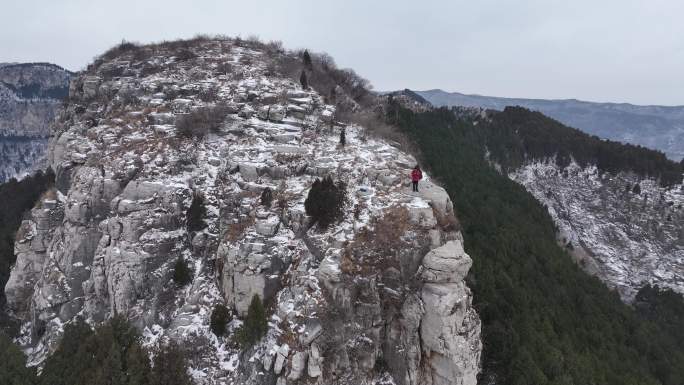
1, 316, 192, 385
416, 89, 684, 162
386, 101, 684, 385
484, 107, 683, 187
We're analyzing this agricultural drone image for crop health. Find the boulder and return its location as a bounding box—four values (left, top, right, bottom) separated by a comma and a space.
273, 134, 297, 143
274, 344, 290, 374
378, 172, 400, 186
419, 180, 454, 218
287, 104, 307, 120
308, 343, 323, 378
421, 240, 471, 283
299, 318, 323, 345
272, 145, 308, 154
287, 351, 308, 380
238, 163, 259, 182
408, 207, 437, 229
256, 216, 280, 237
269, 105, 286, 122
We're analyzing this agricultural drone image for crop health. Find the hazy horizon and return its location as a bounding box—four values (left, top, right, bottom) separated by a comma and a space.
3, 0, 684, 106
410, 88, 684, 107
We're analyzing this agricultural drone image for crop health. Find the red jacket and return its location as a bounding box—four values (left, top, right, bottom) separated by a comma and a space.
411, 168, 423, 182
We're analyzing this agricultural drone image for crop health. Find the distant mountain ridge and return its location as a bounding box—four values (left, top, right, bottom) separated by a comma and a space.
0, 62, 70, 182
0, 62, 71, 137
415, 89, 684, 161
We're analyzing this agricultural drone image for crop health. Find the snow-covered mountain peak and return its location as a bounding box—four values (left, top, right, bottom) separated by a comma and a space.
5, 38, 481, 385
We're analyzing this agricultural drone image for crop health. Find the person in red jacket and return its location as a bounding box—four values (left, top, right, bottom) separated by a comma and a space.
411, 165, 423, 192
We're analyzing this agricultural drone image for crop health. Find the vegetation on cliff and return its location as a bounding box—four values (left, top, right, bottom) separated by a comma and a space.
387, 101, 684, 385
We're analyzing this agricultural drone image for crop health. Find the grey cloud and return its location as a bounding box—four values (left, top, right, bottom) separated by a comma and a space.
1, 0, 682, 105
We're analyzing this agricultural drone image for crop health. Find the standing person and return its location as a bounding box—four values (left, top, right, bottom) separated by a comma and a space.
411, 165, 423, 192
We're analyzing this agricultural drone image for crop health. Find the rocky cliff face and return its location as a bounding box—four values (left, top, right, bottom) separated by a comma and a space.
4, 39, 481, 385
0, 63, 71, 181
511, 161, 683, 301
0, 62, 71, 137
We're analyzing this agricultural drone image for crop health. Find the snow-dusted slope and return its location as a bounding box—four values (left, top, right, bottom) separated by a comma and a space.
0, 137, 48, 182
511, 160, 683, 301
5, 39, 481, 385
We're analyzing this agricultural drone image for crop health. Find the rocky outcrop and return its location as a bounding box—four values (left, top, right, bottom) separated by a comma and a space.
420, 241, 480, 385
4, 39, 481, 384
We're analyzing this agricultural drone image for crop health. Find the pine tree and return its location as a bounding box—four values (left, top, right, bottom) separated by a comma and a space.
210, 304, 231, 337
173, 257, 192, 286
302, 50, 313, 69
260, 187, 273, 208
236, 295, 268, 347
339, 127, 346, 147
187, 192, 206, 232
299, 70, 308, 90
304, 176, 348, 229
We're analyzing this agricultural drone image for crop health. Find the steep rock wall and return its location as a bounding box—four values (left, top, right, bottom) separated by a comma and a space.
511, 160, 683, 301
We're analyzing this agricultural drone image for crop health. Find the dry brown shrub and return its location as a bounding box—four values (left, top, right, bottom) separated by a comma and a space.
274, 153, 303, 165
225, 216, 255, 242
36, 188, 58, 208
349, 111, 416, 154
100, 40, 139, 62
176, 49, 197, 61
362, 205, 410, 252
278, 317, 299, 348
340, 251, 357, 274
433, 208, 461, 232
346, 205, 412, 274
198, 86, 219, 102
216, 62, 233, 75
244, 35, 264, 49
238, 190, 259, 199
176, 104, 231, 138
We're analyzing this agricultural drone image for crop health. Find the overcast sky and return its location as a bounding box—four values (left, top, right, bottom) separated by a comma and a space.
2, 0, 683, 105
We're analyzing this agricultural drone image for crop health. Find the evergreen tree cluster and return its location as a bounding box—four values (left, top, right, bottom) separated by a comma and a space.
1, 316, 193, 385
635, 285, 684, 353
0, 169, 54, 310
387, 102, 684, 385
276, 49, 372, 107
482, 106, 683, 187
0, 331, 36, 385
304, 176, 348, 229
